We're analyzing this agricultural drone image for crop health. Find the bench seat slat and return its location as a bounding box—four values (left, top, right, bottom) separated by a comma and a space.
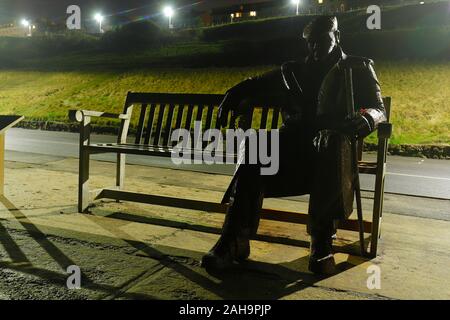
87, 143, 238, 161
358, 161, 378, 175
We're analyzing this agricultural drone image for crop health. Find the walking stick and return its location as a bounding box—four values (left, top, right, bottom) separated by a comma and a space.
344, 66, 366, 257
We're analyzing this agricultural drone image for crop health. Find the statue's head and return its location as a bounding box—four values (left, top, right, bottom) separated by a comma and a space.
303, 16, 340, 62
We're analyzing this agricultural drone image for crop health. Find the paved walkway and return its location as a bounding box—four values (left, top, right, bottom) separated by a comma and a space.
0, 152, 449, 299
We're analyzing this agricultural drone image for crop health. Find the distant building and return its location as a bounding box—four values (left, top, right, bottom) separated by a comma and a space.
210, 1, 280, 25
184, 0, 280, 27
150, 0, 428, 28
0, 23, 35, 37
184, 0, 369, 27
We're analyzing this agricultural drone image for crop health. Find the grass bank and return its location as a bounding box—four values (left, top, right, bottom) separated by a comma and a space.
0, 61, 449, 146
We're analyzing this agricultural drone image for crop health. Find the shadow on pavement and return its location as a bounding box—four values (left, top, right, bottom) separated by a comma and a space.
0, 195, 157, 300
92, 209, 368, 299
0, 195, 368, 299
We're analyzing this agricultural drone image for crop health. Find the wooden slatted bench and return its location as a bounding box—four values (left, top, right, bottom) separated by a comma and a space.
68, 92, 392, 257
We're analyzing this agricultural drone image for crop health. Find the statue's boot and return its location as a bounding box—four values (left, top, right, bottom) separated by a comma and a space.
200, 218, 251, 270
202, 165, 263, 270
308, 216, 336, 275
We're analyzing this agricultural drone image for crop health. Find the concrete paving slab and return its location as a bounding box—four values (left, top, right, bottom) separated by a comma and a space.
0, 224, 162, 299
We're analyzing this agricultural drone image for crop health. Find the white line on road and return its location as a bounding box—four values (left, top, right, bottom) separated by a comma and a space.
387, 172, 450, 181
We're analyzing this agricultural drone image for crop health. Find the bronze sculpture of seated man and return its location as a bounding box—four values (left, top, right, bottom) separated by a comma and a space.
201, 16, 387, 275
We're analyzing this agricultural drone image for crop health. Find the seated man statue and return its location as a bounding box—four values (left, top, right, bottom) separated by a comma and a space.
201, 16, 387, 275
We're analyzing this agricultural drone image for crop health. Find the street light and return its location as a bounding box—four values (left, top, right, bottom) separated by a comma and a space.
21, 19, 32, 36
94, 13, 104, 33
291, 0, 300, 15
163, 6, 174, 29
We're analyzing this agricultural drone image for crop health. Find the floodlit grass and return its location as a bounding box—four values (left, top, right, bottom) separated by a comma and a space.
375, 61, 450, 145
0, 61, 448, 145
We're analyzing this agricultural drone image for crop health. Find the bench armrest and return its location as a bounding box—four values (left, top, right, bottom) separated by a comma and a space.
377, 122, 392, 139
68, 109, 130, 123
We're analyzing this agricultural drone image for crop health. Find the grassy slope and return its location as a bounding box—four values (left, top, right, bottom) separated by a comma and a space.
378, 61, 450, 145
0, 62, 448, 145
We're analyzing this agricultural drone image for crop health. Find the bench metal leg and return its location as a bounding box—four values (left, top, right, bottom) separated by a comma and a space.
355, 184, 366, 256
78, 117, 91, 213
116, 153, 126, 190
0, 134, 4, 196
370, 165, 385, 258
116, 104, 133, 193
352, 138, 366, 257
370, 136, 388, 258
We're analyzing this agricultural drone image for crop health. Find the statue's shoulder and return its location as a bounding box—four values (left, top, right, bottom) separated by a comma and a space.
340, 55, 381, 84
340, 55, 375, 69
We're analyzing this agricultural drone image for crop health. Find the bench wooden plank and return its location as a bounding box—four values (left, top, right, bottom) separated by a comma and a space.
126, 92, 224, 106
162, 104, 175, 146
172, 105, 185, 146
271, 108, 280, 129
97, 188, 372, 233
260, 108, 269, 129
184, 104, 195, 148
87, 143, 239, 161
196, 104, 204, 123
143, 103, 156, 145
153, 104, 166, 146
134, 104, 148, 144
204, 105, 214, 130
174, 105, 184, 130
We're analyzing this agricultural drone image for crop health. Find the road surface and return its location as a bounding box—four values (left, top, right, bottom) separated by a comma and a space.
5, 128, 450, 200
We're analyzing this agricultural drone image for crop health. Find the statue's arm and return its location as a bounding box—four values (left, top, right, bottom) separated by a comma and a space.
314, 60, 387, 151
229, 67, 290, 104
333, 60, 387, 138
351, 61, 387, 136
217, 66, 293, 127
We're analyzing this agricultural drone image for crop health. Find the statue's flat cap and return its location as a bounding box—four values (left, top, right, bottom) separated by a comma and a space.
303, 16, 338, 39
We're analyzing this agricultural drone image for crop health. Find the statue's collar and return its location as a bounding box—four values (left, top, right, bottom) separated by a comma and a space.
306, 46, 346, 68
339, 47, 348, 61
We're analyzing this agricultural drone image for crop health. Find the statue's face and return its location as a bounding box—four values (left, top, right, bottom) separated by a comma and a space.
307, 31, 339, 62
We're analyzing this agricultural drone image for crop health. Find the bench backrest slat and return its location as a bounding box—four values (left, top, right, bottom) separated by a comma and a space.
171, 105, 185, 147
162, 104, 175, 146
153, 104, 166, 146
184, 104, 195, 131
196, 105, 204, 123
174, 105, 184, 130
204, 105, 214, 130
260, 108, 269, 129
383, 97, 391, 122
271, 108, 281, 129
143, 103, 156, 145
134, 104, 148, 144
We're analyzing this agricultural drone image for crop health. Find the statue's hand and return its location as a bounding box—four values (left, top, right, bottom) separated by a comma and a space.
339, 114, 372, 139
313, 129, 333, 153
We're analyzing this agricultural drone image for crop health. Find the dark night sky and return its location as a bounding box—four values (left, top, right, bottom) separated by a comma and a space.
0, 0, 271, 24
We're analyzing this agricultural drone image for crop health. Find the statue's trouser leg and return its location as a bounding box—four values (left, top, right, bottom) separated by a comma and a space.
202, 125, 312, 270
201, 164, 264, 269
223, 164, 264, 241
308, 132, 354, 274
